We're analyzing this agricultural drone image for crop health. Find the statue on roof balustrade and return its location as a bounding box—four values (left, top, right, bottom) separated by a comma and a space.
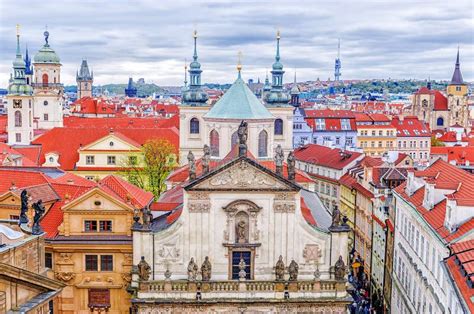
274, 145, 284, 176
201, 256, 212, 281
202, 144, 211, 174
288, 259, 299, 281
275, 255, 285, 281
238, 120, 248, 157
187, 258, 198, 281
19, 189, 29, 224
137, 256, 151, 281
32, 199, 45, 235
187, 151, 196, 180
287, 152, 296, 181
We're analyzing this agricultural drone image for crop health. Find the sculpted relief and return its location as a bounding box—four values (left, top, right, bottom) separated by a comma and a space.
303, 244, 323, 264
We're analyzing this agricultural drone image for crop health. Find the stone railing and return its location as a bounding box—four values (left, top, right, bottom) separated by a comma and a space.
138, 279, 345, 299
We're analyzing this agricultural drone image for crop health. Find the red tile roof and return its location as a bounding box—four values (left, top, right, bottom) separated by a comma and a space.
99, 175, 154, 208
0, 143, 37, 166
431, 146, 474, 166
446, 240, 474, 313
72, 97, 115, 115
434, 91, 448, 111
0, 169, 50, 193
11, 146, 42, 165
294, 144, 363, 170
32, 127, 179, 170
392, 116, 431, 137
338, 173, 374, 199
394, 159, 474, 242
304, 109, 357, 132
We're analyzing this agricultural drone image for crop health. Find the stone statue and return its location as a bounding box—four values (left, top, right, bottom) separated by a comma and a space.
331, 206, 341, 228
187, 258, 198, 281
137, 256, 151, 281
287, 152, 296, 181
236, 220, 247, 243
237, 120, 248, 157
19, 189, 29, 224
31, 199, 46, 235
187, 151, 196, 180
202, 144, 211, 174
275, 255, 285, 281
334, 255, 346, 280
141, 207, 151, 229
274, 145, 284, 176
288, 259, 299, 281
201, 256, 212, 281
238, 258, 247, 280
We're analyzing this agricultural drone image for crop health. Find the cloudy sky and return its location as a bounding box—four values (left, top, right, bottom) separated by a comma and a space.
0, 0, 472, 87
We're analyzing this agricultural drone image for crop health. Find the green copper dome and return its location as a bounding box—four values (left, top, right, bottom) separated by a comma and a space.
205, 74, 273, 120
8, 83, 33, 95
34, 44, 60, 63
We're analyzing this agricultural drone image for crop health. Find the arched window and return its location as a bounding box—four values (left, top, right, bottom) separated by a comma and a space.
231, 131, 238, 148
274, 118, 283, 135
258, 130, 268, 157
14, 111, 22, 127
42, 73, 48, 86
437, 117, 444, 126
190, 118, 200, 134
210, 130, 219, 157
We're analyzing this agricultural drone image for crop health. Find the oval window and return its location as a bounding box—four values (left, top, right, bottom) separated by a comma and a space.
44, 101, 48, 106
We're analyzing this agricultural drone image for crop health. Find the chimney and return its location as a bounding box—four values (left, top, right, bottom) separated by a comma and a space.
422, 180, 435, 210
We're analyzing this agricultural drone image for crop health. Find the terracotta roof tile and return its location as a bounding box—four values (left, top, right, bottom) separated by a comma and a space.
294, 144, 363, 170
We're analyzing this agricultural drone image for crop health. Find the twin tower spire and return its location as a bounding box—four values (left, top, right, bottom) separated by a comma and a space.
182, 30, 290, 107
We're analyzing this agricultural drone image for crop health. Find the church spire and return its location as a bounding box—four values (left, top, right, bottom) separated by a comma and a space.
265, 30, 290, 106
450, 47, 464, 85
334, 39, 342, 82
9, 24, 32, 95
182, 30, 208, 106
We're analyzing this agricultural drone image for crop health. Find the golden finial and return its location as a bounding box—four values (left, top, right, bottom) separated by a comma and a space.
16, 24, 20, 36
276, 29, 281, 40
237, 51, 243, 72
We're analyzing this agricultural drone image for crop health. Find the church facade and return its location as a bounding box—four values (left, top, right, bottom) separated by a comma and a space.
412, 50, 469, 131
130, 31, 351, 313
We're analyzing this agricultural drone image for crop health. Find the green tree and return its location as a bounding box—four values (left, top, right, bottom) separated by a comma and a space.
431, 136, 445, 147
122, 138, 177, 200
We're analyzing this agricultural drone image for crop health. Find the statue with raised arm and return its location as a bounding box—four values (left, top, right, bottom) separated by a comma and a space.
137, 256, 151, 281
187, 258, 198, 281
287, 152, 296, 181
187, 151, 196, 180
331, 206, 341, 228
19, 189, 29, 224
288, 259, 299, 281
274, 145, 284, 176
201, 256, 212, 281
275, 255, 285, 281
202, 144, 211, 174
31, 199, 46, 235
237, 120, 248, 157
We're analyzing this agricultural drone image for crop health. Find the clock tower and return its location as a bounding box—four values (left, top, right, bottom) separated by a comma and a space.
447, 49, 469, 128
7, 25, 34, 145
76, 59, 93, 99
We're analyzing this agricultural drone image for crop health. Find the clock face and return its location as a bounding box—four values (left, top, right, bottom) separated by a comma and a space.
13, 99, 22, 109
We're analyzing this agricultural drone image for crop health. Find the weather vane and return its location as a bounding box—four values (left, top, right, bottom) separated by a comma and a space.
44, 24, 49, 45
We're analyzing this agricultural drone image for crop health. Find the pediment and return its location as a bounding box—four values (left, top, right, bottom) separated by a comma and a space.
82, 134, 140, 151
62, 188, 133, 212
186, 158, 299, 191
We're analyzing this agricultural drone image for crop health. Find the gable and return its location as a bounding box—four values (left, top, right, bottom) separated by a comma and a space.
81, 134, 141, 151
186, 158, 299, 192
62, 188, 133, 212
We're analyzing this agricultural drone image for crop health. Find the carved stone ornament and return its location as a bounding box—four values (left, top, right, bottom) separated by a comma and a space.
157, 245, 180, 260
209, 160, 277, 188
302, 244, 322, 263
188, 192, 210, 213
122, 253, 133, 266
56, 253, 74, 265
273, 201, 295, 213
122, 272, 132, 285
55, 271, 76, 283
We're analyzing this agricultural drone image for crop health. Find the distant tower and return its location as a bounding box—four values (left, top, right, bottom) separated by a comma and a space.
182, 30, 208, 106
334, 39, 342, 82
76, 59, 93, 99
24, 46, 33, 85
262, 71, 271, 99
125, 77, 137, 97
290, 72, 300, 107
33, 29, 64, 129
183, 60, 188, 91
7, 25, 34, 145
447, 48, 468, 128
264, 30, 290, 106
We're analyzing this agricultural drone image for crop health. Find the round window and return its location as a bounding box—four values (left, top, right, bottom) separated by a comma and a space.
109, 141, 114, 147
94, 200, 101, 206
44, 100, 48, 106
49, 157, 54, 162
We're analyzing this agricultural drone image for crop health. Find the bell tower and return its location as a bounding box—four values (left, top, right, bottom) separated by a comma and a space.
7, 25, 34, 145
76, 59, 93, 99
447, 48, 468, 128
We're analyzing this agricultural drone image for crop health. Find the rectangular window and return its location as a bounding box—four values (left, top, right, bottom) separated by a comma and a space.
45, 252, 53, 268
44, 113, 49, 121
85, 255, 98, 271
316, 119, 325, 130
86, 155, 95, 165
341, 119, 351, 130
15, 133, 21, 142
378, 141, 383, 147
107, 156, 116, 165
231, 251, 251, 280
84, 220, 98, 232
99, 220, 112, 232
100, 255, 113, 271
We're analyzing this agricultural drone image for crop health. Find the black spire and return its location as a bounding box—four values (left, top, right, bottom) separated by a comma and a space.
450, 48, 465, 85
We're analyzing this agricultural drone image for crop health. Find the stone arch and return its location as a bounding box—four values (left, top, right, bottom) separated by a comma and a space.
258, 130, 268, 157
231, 131, 238, 148
190, 117, 199, 134
274, 118, 283, 135
437, 117, 444, 126
42, 73, 48, 86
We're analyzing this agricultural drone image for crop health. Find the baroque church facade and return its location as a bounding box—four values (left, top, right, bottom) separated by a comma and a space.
412, 50, 469, 130
7, 27, 64, 145
130, 31, 351, 313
